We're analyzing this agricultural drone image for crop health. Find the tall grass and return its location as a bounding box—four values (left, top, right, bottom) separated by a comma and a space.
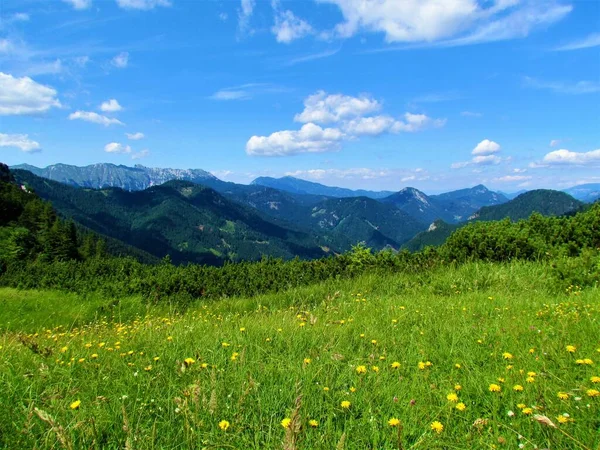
0, 261, 598, 449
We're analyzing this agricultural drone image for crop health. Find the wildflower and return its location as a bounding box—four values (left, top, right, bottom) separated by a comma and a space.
502, 352, 513, 360
371, 366, 379, 373
513, 385, 524, 392
303, 358, 311, 364
497, 377, 505, 383
391, 361, 401, 369
455, 363, 461, 369
221, 342, 230, 347
522, 407, 533, 415
456, 402, 466, 411
230, 352, 239, 361
349, 387, 356, 393
298, 322, 306, 327
526, 377, 535, 383
583, 359, 594, 365
507, 410, 515, 417
556, 415, 570, 424
591, 376, 600, 383
60, 346, 68, 353
219, 420, 230, 431
527, 371, 536, 377
281, 418, 291, 428
154, 357, 160, 361
489, 384, 501, 393
529, 348, 535, 354
184, 357, 195, 366
566, 345, 577, 353
586, 389, 600, 397
418, 362, 426, 370
557, 392, 569, 400
144, 365, 152, 371
454, 384, 462, 391
91, 354, 98, 359
447, 393, 459, 402
356, 365, 367, 374
359, 333, 365, 338
308, 419, 319, 428
323, 387, 329, 392
430, 421, 444, 434
517, 403, 526, 409
388, 418, 401, 427
239, 327, 246, 332
341, 400, 351, 409
167, 336, 173, 341
371, 340, 377, 345
70, 400, 81, 410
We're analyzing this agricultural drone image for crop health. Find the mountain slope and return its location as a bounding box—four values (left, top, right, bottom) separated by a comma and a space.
402, 220, 460, 252
430, 184, 508, 221
470, 190, 584, 222
251, 176, 393, 199
381, 187, 447, 224
563, 184, 600, 203
11, 163, 217, 191
306, 197, 426, 249
12, 170, 330, 265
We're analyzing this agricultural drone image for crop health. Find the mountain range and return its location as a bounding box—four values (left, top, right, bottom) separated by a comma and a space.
6, 162, 590, 264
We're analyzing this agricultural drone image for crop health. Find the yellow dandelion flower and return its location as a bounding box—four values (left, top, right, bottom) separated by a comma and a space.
586, 389, 600, 397
349, 387, 356, 393
359, 333, 365, 338
591, 376, 600, 384
60, 346, 68, 353
167, 336, 173, 341
391, 361, 401, 369
454, 384, 462, 391
70, 400, 81, 410
298, 322, 306, 327
527, 371, 536, 377
517, 403, 526, 409
184, 357, 195, 366
303, 358, 311, 364
556, 415, 569, 424
388, 418, 401, 427
341, 400, 351, 409
239, 327, 246, 332
557, 392, 569, 400
506, 365, 513, 370
513, 385, 524, 392
356, 365, 367, 374
219, 420, 230, 431
455, 363, 461, 369
529, 348, 535, 354
489, 384, 501, 392
91, 354, 98, 359
456, 402, 466, 411
502, 352, 513, 360
583, 358, 594, 365
430, 421, 443, 434
371, 340, 377, 345
526, 376, 535, 383
281, 418, 291, 428
308, 419, 319, 428
221, 342, 230, 347
371, 366, 380, 373
153, 356, 160, 361
323, 387, 329, 392
566, 345, 576, 353
522, 407, 533, 415
447, 393, 459, 402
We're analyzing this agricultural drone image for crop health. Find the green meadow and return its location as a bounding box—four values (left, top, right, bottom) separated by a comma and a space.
1, 261, 598, 449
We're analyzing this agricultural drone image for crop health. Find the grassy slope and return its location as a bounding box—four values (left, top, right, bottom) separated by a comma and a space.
1, 262, 599, 449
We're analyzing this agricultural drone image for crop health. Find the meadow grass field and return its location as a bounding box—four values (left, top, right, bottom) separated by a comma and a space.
0, 261, 598, 449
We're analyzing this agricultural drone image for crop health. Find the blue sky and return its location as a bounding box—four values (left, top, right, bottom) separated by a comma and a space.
1, 0, 599, 193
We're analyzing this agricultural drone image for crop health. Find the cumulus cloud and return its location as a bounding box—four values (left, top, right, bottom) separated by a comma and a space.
126, 132, 145, 140
271, 1, 313, 43
317, 0, 571, 45
100, 99, 123, 112
246, 123, 345, 156
111, 52, 129, 68
63, 0, 92, 10
104, 142, 132, 154
294, 91, 381, 124
69, 111, 124, 126
116, 0, 171, 10
472, 139, 501, 155
131, 149, 150, 159
542, 148, 600, 165
0, 133, 41, 152
0, 72, 62, 115
554, 32, 600, 51
238, 0, 256, 35
248, 90, 444, 156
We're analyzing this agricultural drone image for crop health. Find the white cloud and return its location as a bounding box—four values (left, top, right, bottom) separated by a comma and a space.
549, 139, 561, 147
294, 91, 381, 124
100, 99, 123, 112
238, 0, 256, 35
126, 132, 145, 140
524, 77, 600, 94
63, 0, 92, 10
116, 0, 171, 10
69, 111, 124, 126
105, 142, 132, 154
554, 32, 600, 51
111, 52, 129, 68
284, 167, 429, 182
11, 13, 30, 22
131, 149, 150, 159
461, 111, 482, 117
210, 90, 251, 101
343, 113, 445, 135
472, 139, 501, 155
0, 72, 62, 115
317, 0, 571, 45
494, 175, 532, 182
246, 123, 345, 156
0, 133, 41, 153
472, 155, 502, 165
0, 39, 13, 54
542, 148, 600, 165
271, 1, 313, 43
